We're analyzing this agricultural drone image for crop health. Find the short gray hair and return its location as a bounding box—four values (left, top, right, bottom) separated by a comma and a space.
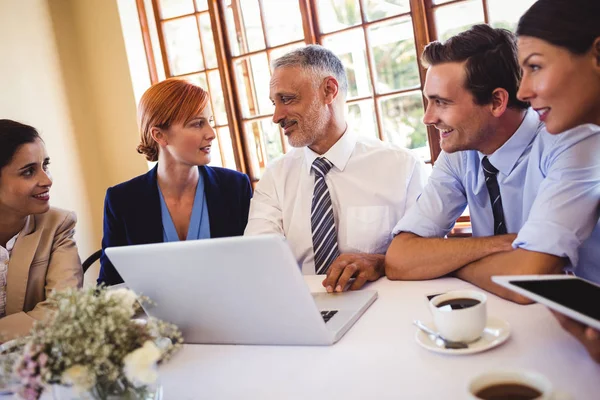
271, 45, 348, 96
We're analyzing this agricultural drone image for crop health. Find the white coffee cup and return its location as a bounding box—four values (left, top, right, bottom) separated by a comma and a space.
468, 369, 554, 400
429, 290, 487, 342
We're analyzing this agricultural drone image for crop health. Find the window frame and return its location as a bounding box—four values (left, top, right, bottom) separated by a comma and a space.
137, 0, 517, 181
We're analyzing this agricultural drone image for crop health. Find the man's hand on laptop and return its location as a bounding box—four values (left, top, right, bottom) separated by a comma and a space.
322, 253, 385, 293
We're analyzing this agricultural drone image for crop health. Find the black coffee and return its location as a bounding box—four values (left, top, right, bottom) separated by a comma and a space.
436, 297, 480, 311
475, 383, 542, 400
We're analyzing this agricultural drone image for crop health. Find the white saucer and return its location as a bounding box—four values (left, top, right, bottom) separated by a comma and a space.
415, 316, 510, 355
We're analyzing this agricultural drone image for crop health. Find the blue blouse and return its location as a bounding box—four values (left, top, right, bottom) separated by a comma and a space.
158, 174, 211, 242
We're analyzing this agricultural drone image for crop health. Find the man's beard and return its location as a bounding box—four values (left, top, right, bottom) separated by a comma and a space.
287, 99, 328, 148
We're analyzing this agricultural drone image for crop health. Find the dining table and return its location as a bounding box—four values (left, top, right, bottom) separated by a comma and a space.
155, 275, 600, 399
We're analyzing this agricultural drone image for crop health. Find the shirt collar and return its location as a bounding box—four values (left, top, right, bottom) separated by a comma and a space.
1, 233, 19, 256
303, 126, 357, 175
481, 108, 541, 176
6, 234, 18, 252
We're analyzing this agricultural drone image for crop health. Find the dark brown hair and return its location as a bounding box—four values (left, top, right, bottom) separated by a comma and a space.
517, 0, 600, 55
422, 24, 528, 110
0, 120, 42, 176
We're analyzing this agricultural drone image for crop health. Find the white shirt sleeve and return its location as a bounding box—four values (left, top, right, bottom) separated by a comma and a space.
403, 157, 429, 215
392, 151, 468, 238
244, 166, 285, 236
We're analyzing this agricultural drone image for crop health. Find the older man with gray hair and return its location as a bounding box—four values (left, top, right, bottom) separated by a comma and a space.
245, 45, 427, 292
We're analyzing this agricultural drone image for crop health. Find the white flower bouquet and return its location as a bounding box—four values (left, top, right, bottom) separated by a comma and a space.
0, 287, 183, 400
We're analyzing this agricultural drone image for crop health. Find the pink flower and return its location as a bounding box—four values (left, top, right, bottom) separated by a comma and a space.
37, 353, 48, 367
18, 368, 30, 379
18, 385, 42, 400
26, 360, 37, 374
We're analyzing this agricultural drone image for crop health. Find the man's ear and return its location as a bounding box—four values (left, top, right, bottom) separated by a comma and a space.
593, 37, 600, 69
150, 126, 168, 147
323, 76, 339, 105
490, 88, 509, 117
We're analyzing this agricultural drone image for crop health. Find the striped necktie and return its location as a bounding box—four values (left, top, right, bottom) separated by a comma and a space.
311, 157, 340, 274
481, 156, 507, 235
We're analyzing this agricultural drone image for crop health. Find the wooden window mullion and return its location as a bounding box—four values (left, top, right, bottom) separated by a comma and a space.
135, 0, 159, 84
411, 0, 440, 163
150, 0, 172, 77
209, 0, 251, 175
482, 0, 490, 24
356, 0, 385, 142
299, 0, 318, 45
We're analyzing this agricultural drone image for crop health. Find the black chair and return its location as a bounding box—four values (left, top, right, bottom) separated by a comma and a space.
82, 249, 102, 274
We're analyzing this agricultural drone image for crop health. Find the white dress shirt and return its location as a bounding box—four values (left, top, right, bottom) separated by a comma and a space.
245, 127, 428, 274
0, 234, 18, 318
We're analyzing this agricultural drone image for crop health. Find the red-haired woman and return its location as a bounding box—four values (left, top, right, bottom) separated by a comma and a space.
98, 79, 252, 286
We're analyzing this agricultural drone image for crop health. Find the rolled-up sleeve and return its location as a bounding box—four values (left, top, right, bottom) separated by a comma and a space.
514, 126, 600, 266
392, 151, 468, 238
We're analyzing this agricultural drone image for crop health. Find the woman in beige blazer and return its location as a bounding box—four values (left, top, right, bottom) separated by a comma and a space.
0, 120, 83, 342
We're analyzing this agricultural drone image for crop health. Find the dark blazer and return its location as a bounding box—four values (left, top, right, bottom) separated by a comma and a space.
98, 165, 252, 285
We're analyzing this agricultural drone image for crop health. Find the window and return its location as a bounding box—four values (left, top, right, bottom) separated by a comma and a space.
135, 0, 536, 181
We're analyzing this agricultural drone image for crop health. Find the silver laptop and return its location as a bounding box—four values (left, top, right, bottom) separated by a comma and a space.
105, 235, 377, 345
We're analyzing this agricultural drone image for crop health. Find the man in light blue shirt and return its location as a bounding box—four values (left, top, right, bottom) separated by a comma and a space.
385, 24, 600, 303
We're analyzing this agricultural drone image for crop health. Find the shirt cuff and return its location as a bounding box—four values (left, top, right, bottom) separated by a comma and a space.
392, 212, 449, 238
513, 221, 580, 267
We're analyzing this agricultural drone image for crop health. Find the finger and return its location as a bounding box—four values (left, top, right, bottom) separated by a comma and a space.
349, 273, 368, 291
551, 310, 587, 340
335, 263, 358, 292
323, 257, 348, 292
585, 327, 600, 341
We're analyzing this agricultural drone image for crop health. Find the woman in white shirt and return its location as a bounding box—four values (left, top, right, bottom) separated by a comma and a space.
516, 0, 600, 363
0, 119, 82, 342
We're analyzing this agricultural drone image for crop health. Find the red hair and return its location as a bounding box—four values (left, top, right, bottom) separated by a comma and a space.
137, 79, 209, 161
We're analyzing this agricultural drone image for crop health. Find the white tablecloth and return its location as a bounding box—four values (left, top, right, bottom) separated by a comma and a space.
157, 276, 600, 399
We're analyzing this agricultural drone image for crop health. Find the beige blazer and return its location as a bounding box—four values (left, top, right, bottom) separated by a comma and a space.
0, 207, 83, 341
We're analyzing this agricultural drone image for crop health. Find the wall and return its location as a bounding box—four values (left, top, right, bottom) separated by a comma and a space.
0, 0, 147, 284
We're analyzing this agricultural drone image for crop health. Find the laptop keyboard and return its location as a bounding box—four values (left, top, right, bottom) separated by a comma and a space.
320, 310, 338, 323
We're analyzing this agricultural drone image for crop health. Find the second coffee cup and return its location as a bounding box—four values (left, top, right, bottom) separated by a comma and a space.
429, 290, 487, 342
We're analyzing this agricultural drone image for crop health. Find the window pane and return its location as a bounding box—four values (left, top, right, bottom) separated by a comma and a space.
245, 119, 284, 179
262, 0, 304, 47
364, 0, 410, 22
488, 0, 537, 32
225, 6, 241, 56
210, 135, 224, 167
198, 13, 218, 69
240, 0, 266, 53
379, 91, 429, 156
163, 16, 204, 75
184, 73, 208, 90
432, 0, 455, 4
217, 127, 238, 169
234, 53, 273, 118
369, 17, 420, 93
158, 0, 194, 19
260, 120, 284, 164
249, 53, 272, 115
434, 0, 485, 42
322, 29, 372, 99
207, 70, 228, 126
224, 0, 265, 55
317, 0, 361, 34
194, 0, 208, 11
347, 101, 378, 139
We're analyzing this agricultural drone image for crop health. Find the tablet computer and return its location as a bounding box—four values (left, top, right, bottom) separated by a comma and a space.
492, 274, 600, 331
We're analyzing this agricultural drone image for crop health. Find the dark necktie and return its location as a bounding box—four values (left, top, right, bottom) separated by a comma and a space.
310, 157, 340, 274
481, 156, 507, 235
